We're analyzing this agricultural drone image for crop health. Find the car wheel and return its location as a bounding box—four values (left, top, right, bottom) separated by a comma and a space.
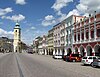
91, 63, 96, 68
72, 60, 76, 62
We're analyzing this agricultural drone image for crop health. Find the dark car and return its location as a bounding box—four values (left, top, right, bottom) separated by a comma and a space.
27, 51, 34, 54
66, 54, 82, 62
91, 57, 100, 67
62, 55, 69, 61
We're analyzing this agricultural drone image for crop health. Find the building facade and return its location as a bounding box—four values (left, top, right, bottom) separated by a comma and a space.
13, 22, 21, 52
47, 29, 54, 55
0, 37, 13, 53
64, 15, 84, 55
60, 20, 66, 55
42, 35, 48, 55
38, 37, 43, 54
73, 12, 100, 56
53, 23, 61, 55
34, 35, 48, 55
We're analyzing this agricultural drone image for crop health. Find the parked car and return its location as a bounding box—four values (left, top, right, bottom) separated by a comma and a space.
66, 54, 82, 62
27, 51, 34, 54
62, 55, 68, 61
91, 57, 100, 67
53, 55, 62, 59
81, 56, 98, 65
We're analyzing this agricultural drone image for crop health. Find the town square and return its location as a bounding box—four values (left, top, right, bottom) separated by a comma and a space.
0, 0, 100, 77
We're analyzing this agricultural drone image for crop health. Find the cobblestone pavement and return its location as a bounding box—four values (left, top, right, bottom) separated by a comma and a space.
0, 53, 100, 77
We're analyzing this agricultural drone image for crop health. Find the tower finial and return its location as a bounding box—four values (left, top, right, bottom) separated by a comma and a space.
17, 20, 18, 23
16, 20, 19, 26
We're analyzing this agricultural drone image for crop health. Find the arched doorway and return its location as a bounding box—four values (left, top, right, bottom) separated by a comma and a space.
67, 48, 72, 56
75, 47, 78, 54
58, 49, 60, 55
51, 49, 53, 55
55, 48, 57, 55
94, 45, 100, 56
80, 46, 85, 57
86, 46, 92, 56
49, 49, 50, 55
62, 49, 65, 55
46, 49, 48, 55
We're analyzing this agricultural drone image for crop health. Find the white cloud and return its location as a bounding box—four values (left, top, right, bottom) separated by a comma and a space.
0, 28, 13, 38
50, 0, 75, 23
76, 0, 100, 15
2, 14, 25, 22
45, 15, 54, 21
42, 0, 100, 27
51, 0, 73, 11
16, 0, 26, 5
42, 15, 56, 26
0, 7, 13, 16
67, 9, 80, 17
31, 26, 36, 30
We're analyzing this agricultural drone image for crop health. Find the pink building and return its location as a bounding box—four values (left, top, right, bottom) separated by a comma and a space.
73, 12, 100, 56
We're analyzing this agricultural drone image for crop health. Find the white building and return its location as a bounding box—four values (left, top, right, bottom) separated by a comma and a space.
53, 23, 61, 55
53, 15, 84, 55
13, 22, 21, 52
64, 15, 84, 55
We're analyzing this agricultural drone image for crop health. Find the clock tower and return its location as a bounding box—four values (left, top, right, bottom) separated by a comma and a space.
13, 22, 21, 52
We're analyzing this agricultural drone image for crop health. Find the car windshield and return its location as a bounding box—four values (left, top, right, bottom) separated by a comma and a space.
83, 57, 87, 59
88, 57, 92, 59
97, 57, 100, 59
93, 57, 96, 59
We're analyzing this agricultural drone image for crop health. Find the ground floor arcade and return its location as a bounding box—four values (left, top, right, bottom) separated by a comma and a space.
73, 42, 100, 57
53, 46, 73, 56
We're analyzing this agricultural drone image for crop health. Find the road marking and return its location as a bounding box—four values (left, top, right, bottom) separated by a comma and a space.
15, 54, 24, 77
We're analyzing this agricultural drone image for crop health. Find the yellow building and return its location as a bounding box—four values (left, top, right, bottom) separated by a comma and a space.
13, 22, 21, 52
47, 29, 54, 55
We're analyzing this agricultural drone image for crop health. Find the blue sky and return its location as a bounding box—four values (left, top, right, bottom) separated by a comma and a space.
0, 0, 100, 45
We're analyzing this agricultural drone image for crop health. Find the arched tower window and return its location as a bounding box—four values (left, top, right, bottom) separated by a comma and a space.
15, 30, 17, 32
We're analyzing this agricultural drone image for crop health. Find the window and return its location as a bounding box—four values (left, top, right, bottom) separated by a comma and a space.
15, 30, 17, 32
67, 23, 68, 27
67, 30, 68, 35
86, 32, 89, 39
82, 33, 84, 40
91, 30, 94, 38
70, 29, 71, 33
93, 57, 96, 59
74, 34, 76, 42
78, 34, 80, 41
97, 29, 100, 37
88, 57, 92, 59
83, 57, 87, 59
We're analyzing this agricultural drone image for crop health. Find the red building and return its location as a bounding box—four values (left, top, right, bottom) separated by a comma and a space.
73, 12, 100, 57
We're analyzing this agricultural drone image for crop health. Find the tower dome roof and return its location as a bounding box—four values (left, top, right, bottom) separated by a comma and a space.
16, 22, 19, 25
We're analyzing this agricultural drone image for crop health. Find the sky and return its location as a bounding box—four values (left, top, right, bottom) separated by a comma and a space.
0, 0, 100, 45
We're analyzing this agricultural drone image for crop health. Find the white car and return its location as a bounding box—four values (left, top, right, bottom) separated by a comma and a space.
81, 56, 98, 65
53, 55, 62, 59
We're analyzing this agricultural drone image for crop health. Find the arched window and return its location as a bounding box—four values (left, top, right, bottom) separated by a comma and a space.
15, 30, 17, 32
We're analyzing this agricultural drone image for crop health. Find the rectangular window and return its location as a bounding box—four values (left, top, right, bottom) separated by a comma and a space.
86, 32, 89, 39
91, 30, 94, 38
97, 29, 100, 37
